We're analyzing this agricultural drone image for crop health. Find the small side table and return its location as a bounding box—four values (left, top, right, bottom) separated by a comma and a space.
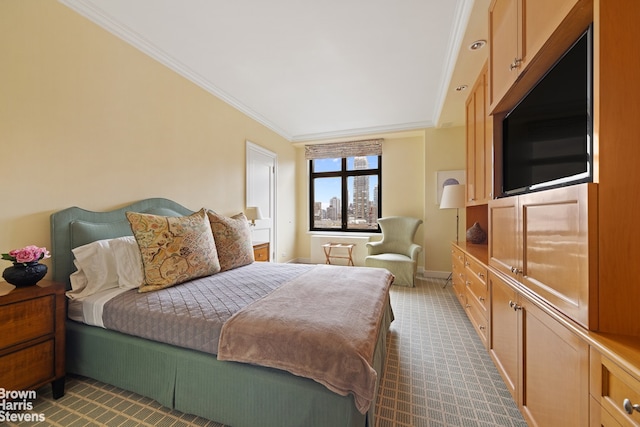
0, 280, 66, 398
253, 242, 270, 262
322, 243, 355, 266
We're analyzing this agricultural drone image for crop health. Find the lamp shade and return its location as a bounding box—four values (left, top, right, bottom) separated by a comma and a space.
245, 206, 264, 221
439, 184, 465, 209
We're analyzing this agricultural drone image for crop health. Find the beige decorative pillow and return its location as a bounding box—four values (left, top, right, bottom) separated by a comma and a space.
126, 209, 220, 292
206, 210, 255, 271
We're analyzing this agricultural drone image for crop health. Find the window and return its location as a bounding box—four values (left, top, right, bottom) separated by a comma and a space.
306, 140, 382, 232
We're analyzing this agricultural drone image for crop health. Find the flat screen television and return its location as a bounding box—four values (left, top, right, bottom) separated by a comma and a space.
501, 25, 593, 197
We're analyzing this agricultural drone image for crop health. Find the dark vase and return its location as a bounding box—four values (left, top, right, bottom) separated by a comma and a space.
466, 222, 487, 244
2, 262, 47, 287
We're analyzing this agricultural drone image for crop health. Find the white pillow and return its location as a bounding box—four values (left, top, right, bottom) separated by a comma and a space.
110, 236, 144, 290
65, 236, 144, 300
66, 238, 119, 300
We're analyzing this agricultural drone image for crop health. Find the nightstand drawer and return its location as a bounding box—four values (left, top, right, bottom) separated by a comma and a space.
253, 243, 269, 262
0, 339, 55, 391
0, 295, 54, 349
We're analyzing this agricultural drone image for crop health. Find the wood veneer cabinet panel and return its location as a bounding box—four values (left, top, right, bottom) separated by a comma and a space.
488, 196, 519, 281
488, 184, 598, 329
489, 0, 592, 113
489, 0, 518, 109
466, 63, 492, 206
520, 295, 590, 427
595, 0, 640, 337
489, 271, 519, 402
519, 184, 598, 328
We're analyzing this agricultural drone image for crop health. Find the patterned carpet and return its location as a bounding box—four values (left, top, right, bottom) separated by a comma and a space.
8, 277, 527, 426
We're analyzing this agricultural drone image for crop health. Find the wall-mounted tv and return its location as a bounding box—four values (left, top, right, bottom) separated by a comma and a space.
501, 25, 593, 197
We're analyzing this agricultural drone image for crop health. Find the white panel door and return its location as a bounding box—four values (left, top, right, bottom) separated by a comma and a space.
246, 141, 276, 261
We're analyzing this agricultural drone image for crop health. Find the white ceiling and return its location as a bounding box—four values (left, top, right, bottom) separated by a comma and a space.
60, 0, 490, 142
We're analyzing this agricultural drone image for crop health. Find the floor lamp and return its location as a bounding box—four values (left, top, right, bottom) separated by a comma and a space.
439, 184, 466, 286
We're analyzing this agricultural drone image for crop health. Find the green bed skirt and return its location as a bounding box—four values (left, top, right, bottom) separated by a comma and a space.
65, 304, 392, 427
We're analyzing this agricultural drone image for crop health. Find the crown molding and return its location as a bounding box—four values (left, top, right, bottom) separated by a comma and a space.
58, 0, 293, 141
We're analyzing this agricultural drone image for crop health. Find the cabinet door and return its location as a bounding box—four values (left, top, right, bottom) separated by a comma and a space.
466, 65, 490, 206
489, 271, 519, 401
521, 0, 580, 69
465, 89, 477, 204
520, 297, 590, 427
519, 184, 597, 329
488, 195, 520, 281
489, 0, 519, 109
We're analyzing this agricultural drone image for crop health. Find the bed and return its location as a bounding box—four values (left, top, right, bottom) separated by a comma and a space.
50, 198, 394, 427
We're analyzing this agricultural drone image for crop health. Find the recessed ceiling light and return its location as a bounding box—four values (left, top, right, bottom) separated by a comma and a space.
455, 85, 468, 92
469, 40, 487, 51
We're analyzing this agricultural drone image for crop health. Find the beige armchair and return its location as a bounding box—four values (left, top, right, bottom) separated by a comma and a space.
365, 216, 423, 287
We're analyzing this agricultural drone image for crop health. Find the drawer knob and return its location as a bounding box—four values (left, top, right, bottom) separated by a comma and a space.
508, 300, 522, 311
477, 272, 485, 279
479, 296, 485, 302
623, 398, 640, 414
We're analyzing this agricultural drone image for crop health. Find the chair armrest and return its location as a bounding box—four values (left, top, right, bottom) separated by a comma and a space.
408, 244, 422, 261
366, 241, 385, 255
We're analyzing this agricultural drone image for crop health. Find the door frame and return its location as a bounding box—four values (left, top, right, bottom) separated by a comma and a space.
246, 140, 277, 262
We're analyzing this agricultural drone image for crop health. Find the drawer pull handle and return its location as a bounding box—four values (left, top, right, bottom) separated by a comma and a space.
479, 325, 486, 330
465, 281, 471, 286
510, 266, 523, 275
623, 398, 640, 414
477, 272, 485, 279
509, 58, 522, 70
479, 296, 485, 302
508, 300, 522, 311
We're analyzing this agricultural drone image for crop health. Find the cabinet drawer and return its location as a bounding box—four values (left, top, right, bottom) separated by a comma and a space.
465, 256, 487, 285
466, 273, 489, 315
452, 246, 465, 266
465, 296, 489, 347
0, 295, 54, 349
591, 349, 640, 426
0, 340, 55, 391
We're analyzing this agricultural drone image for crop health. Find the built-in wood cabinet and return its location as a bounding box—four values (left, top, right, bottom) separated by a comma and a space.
465, 63, 493, 206
489, 271, 590, 427
456, 0, 640, 424
488, 183, 598, 329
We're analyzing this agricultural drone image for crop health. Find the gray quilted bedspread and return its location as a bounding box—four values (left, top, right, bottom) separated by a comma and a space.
102, 262, 314, 355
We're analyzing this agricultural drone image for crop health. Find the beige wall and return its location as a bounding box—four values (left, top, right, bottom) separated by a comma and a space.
424, 126, 466, 276
0, 1, 297, 273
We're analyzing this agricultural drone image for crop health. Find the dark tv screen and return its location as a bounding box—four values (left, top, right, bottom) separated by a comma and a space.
502, 26, 592, 196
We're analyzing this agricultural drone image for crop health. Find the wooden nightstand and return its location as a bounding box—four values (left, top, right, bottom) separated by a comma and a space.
0, 280, 66, 398
253, 242, 270, 262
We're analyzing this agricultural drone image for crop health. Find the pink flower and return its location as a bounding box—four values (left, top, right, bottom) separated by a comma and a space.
2, 245, 51, 263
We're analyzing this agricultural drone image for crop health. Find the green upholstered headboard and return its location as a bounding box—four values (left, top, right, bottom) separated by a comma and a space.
50, 198, 194, 288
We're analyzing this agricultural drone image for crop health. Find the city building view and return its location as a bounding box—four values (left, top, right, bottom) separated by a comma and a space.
312, 156, 379, 230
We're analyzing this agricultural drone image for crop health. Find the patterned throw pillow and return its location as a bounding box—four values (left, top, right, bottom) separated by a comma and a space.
206, 210, 255, 271
126, 209, 220, 292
